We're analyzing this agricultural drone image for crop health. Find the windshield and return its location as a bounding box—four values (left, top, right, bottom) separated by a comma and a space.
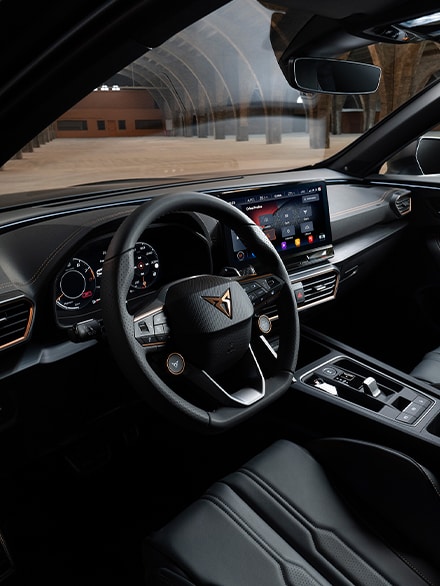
2, 0, 440, 196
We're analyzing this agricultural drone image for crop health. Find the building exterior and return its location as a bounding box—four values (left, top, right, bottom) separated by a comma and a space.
56, 88, 164, 138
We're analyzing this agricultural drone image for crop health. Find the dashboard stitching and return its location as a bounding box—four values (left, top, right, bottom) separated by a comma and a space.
330, 191, 390, 218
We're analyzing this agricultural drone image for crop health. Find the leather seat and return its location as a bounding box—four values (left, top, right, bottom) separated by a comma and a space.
144, 437, 440, 586
411, 346, 440, 387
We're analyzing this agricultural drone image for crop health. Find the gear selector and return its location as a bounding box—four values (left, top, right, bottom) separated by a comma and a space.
363, 376, 381, 398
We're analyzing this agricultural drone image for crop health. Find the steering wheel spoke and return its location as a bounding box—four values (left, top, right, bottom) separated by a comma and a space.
166, 345, 265, 407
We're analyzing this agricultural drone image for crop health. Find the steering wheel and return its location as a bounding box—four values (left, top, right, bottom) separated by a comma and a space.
101, 191, 299, 432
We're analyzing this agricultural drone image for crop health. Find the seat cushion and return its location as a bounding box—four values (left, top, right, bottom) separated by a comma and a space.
144, 439, 440, 585
410, 346, 440, 386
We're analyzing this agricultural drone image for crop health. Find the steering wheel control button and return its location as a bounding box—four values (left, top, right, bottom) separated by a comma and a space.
153, 311, 170, 341
261, 277, 282, 301
243, 281, 260, 292
135, 312, 169, 347
241, 275, 283, 307
138, 319, 152, 333
167, 353, 185, 375
258, 315, 272, 334
153, 311, 167, 326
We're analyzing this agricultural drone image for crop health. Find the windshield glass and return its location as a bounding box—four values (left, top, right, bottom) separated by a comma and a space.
2, 0, 440, 196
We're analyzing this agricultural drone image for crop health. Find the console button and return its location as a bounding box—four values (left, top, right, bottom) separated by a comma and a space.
312, 377, 338, 396
321, 366, 337, 377
396, 412, 416, 424
413, 395, 432, 407
403, 402, 426, 418
294, 288, 305, 304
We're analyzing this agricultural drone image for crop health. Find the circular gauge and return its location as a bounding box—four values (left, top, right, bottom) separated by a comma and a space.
131, 241, 160, 290
56, 258, 96, 310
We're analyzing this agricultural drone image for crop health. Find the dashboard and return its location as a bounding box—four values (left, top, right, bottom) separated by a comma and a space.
0, 168, 416, 465
0, 169, 411, 379
53, 179, 337, 333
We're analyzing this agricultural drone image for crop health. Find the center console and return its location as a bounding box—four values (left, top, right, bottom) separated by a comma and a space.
213, 178, 440, 455
295, 325, 440, 449
303, 355, 434, 424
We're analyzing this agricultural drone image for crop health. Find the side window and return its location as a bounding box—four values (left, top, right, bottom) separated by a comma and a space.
382, 133, 440, 175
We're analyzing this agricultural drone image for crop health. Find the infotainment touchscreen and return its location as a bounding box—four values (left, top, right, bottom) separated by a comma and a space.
217, 180, 333, 269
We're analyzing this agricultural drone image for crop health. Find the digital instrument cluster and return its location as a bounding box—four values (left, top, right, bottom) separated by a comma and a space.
54, 220, 213, 327
55, 234, 160, 313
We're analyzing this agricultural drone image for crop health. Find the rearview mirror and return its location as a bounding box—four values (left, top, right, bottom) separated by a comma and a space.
288, 57, 381, 94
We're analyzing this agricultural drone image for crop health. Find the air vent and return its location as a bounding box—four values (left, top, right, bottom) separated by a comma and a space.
0, 295, 34, 350
258, 267, 339, 324
301, 269, 338, 308
390, 189, 411, 216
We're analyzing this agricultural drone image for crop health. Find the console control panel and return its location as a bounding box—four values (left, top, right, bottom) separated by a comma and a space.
302, 357, 435, 425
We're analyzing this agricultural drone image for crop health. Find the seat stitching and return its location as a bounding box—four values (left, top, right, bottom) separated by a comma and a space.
235, 468, 398, 586
202, 492, 326, 586
239, 467, 437, 586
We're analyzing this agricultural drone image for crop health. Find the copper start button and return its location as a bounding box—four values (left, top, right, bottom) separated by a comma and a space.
258, 314, 272, 334
166, 352, 185, 375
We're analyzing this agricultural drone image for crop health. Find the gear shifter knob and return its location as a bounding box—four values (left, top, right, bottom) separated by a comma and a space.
363, 376, 381, 398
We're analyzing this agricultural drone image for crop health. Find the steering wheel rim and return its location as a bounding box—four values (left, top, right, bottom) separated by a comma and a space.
101, 191, 299, 432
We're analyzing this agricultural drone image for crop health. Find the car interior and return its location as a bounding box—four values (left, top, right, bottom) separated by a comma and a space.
2, 0, 440, 584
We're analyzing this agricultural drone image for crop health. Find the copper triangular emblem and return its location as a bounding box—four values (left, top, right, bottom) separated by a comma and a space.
202, 289, 232, 319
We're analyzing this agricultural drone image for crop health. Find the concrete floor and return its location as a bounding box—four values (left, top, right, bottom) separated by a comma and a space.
0, 134, 356, 195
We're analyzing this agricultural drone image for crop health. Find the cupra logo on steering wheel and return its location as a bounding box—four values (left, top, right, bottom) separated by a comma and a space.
202, 289, 233, 319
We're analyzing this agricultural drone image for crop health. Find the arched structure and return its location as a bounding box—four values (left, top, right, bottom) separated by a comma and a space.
25, 0, 440, 150
117, 0, 302, 144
